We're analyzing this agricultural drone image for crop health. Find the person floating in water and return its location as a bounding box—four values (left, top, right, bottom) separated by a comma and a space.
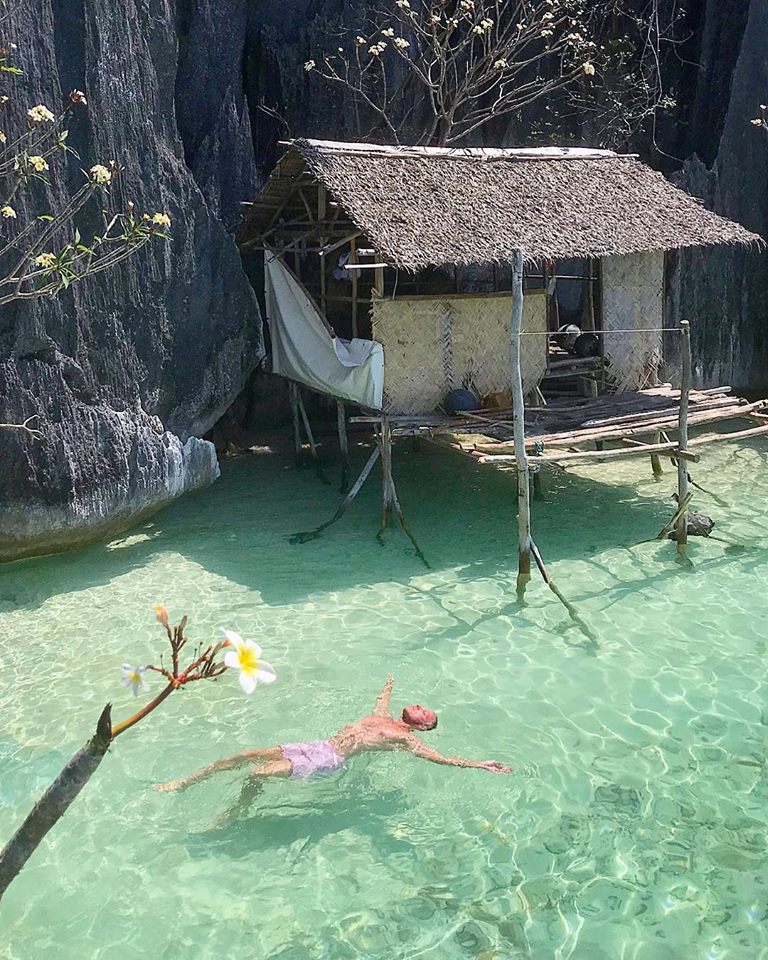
155, 675, 512, 793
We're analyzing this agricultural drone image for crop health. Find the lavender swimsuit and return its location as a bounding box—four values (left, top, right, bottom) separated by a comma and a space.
281, 740, 346, 779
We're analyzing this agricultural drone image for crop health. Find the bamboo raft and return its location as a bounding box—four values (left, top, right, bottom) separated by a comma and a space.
352, 385, 768, 468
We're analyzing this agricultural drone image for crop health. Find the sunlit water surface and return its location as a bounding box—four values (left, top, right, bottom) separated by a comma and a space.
2, 434, 768, 959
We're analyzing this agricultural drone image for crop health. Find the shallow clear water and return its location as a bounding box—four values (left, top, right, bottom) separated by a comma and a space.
2, 433, 768, 959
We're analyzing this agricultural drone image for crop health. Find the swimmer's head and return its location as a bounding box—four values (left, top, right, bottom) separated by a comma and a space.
402, 704, 438, 731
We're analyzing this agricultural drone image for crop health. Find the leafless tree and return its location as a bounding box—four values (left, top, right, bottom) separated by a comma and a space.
304, 0, 685, 148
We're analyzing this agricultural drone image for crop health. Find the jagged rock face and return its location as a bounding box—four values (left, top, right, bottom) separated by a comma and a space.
0, 0, 263, 561
665, 0, 768, 391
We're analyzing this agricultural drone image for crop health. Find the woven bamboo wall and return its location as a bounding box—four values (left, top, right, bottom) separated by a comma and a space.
601, 252, 665, 392
371, 293, 547, 415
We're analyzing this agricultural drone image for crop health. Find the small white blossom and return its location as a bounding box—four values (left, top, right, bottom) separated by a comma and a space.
382, 27, 395, 37
541, 28, 553, 37
0, 131, 6, 144
480, 17, 494, 29
151, 212, 171, 228
369, 41, 388, 55
542, 11, 554, 20
394, 37, 410, 50
751, 118, 764, 126
304, 59, 316, 71
28, 104, 54, 124
493, 58, 508, 69
1, 205, 16, 219
28, 156, 49, 173
35, 252, 56, 269
89, 164, 112, 184
582, 61, 595, 76
355, 35, 366, 45
121, 664, 150, 697
395, 0, 410, 8
459, 0, 474, 8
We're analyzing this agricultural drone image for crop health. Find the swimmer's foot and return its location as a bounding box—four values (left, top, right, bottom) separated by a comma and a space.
154, 779, 184, 793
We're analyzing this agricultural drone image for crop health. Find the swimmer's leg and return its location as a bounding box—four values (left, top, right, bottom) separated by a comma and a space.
221, 759, 293, 823
155, 747, 285, 793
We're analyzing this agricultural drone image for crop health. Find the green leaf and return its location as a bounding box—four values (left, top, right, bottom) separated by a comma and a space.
37, 215, 54, 222
1, 65, 23, 75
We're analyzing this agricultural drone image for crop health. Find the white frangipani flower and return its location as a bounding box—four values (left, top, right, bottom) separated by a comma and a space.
221, 629, 276, 695
121, 663, 150, 697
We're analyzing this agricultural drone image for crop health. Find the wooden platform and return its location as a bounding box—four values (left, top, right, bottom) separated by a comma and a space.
354, 386, 768, 468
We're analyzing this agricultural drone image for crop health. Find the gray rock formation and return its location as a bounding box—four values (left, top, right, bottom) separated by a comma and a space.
665, 0, 768, 391
0, 0, 263, 561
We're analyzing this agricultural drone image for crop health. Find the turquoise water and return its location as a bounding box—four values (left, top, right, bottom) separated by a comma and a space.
2, 434, 768, 958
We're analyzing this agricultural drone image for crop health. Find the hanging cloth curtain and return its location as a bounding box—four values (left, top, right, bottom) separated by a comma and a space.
265, 254, 384, 409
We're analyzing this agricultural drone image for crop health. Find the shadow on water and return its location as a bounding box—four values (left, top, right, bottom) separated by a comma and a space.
2, 435, 765, 614
185, 779, 410, 862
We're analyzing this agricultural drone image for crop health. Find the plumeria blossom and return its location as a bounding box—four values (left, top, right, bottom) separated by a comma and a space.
582, 61, 595, 76
304, 59, 316, 71
382, 27, 395, 37
1, 205, 16, 219
34, 252, 56, 269
121, 663, 150, 697
394, 37, 410, 50
151, 212, 171, 228
220, 629, 276, 695
28, 156, 49, 172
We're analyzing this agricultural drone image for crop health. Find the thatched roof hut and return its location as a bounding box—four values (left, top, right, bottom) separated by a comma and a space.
238, 139, 761, 270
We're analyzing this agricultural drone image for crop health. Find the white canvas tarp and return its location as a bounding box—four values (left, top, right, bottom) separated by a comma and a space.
265, 255, 384, 409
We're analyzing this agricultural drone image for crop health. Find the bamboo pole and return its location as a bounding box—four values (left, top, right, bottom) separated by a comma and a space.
376, 417, 429, 567
350, 237, 359, 338
651, 430, 663, 479
676, 320, 691, 556
511, 249, 531, 598
289, 382, 302, 466
289, 445, 381, 544
337, 400, 349, 492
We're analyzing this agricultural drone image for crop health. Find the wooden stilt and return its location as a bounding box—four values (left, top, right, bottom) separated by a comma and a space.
289, 445, 381, 544
651, 430, 663, 480
289, 382, 302, 467
530, 540, 595, 642
376, 417, 429, 567
337, 400, 350, 492
350, 237, 359, 338
533, 469, 545, 502
676, 320, 691, 557
378, 418, 393, 536
511, 250, 531, 598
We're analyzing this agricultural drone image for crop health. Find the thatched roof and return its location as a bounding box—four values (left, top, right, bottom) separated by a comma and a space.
239, 139, 761, 271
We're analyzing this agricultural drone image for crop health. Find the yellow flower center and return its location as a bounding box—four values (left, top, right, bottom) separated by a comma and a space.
129, 671, 141, 684
237, 646, 259, 675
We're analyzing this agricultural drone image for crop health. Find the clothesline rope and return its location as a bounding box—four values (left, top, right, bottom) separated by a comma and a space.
519, 326, 684, 336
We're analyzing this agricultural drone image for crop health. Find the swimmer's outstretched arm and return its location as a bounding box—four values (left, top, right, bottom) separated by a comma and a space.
155, 747, 280, 792
407, 740, 512, 774
373, 674, 395, 717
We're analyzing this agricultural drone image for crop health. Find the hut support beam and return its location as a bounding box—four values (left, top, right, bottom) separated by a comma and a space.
376, 417, 429, 568
337, 400, 350, 492
289, 382, 302, 466
290, 445, 381, 544
651, 431, 663, 480
676, 320, 691, 557
511, 250, 531, 598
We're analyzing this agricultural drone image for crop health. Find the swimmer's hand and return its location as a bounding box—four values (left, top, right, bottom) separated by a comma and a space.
476, 760, 513, 774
